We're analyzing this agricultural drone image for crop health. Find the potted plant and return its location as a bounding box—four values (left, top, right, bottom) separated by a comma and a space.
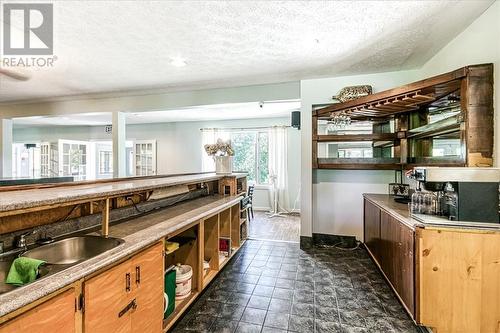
204, 139, 234, 174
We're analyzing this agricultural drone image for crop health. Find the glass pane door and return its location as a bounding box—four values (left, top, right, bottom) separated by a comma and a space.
134, 140, 156, 176
59, 140, 89, 181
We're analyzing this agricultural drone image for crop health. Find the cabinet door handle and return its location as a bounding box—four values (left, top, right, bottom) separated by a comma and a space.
118, 298, 137, 318
135, 266, 141, 285
125, 273, 131, 292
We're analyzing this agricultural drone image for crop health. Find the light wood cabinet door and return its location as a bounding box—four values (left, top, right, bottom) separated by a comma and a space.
131, 242, 164, 333
84, 259, 133, 333
0, 289, 76, 333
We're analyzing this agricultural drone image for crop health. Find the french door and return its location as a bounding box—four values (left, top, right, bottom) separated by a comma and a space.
58, 140, 90, 181
133, 140, 156, 176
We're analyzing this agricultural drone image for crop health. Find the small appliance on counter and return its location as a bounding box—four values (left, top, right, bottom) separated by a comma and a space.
407, 167, 500, 224
389, 170, 411, 204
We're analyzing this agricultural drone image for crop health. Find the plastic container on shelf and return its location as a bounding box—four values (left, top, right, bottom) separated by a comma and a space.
175, 264, 193, 300
164, 266, 176, 318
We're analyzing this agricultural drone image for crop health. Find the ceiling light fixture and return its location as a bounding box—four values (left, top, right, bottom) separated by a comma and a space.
170, 57, 187, 67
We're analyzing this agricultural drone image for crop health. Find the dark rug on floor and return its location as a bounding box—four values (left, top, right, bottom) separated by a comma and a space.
170, 239, 420, 333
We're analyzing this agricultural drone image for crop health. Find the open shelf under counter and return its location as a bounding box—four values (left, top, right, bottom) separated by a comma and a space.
203, 269, 218, 287
163, 291, 199, 332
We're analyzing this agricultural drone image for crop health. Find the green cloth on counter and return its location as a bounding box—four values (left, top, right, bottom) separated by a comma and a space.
5, 257, 45, 286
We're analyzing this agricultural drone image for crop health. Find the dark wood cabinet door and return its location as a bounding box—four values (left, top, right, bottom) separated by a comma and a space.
364, 199, 381, 261
380, 210, 415, 316
379, 211, 393, 282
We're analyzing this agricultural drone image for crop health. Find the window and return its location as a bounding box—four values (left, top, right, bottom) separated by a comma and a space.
231, 131, 269, 184
98, 151, 113, 175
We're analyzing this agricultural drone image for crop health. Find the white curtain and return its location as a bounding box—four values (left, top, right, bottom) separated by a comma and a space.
201, 129, 230, 172
268, 126, 289, 212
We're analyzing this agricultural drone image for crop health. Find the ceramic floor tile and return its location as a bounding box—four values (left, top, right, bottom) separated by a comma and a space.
170, 240, 419, 333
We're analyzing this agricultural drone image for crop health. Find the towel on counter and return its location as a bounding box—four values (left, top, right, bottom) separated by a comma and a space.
5, 257, 45, 285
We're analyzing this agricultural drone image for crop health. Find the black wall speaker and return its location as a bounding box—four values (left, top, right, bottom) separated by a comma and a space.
291, 111, 301, 130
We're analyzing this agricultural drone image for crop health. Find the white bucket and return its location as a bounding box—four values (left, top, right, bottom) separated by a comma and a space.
175, 265, 193, 300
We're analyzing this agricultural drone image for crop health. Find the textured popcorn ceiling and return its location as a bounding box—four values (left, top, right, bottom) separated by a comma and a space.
0, 0, 494, 102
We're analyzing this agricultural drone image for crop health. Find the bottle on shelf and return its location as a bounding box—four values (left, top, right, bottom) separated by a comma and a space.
411, 188, 424, 214
443, 182, 459, 221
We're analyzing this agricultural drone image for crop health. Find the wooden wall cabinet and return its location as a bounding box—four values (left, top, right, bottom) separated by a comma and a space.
0, 289, 77, 333
84, 242, 164, 333
313, 64, 494, 169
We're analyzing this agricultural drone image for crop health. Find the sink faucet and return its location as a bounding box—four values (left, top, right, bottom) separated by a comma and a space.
16, 230, 36, 250
0, 230, 37, 259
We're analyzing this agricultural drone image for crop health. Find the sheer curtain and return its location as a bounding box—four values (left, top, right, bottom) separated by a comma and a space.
201, 129, 230, 172
268, 126, 289, 212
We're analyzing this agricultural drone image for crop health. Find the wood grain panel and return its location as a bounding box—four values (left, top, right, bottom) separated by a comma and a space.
417, 228, 500, 332
363, 200, 381, 261
0, 289, 76, 333
84, 258, 132, 333
219, 208, 231, 238
131, 242, 164, 333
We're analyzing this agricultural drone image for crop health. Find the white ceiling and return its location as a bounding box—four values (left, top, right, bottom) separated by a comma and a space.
12, 100, 300, 127
0, 0, 494, 103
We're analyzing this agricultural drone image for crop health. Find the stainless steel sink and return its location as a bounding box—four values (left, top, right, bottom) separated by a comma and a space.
22, 235, 124, 265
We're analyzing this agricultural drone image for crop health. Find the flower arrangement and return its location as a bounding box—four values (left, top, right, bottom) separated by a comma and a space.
204, 139, 234, 157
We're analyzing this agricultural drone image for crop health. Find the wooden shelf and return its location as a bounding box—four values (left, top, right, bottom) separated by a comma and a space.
314, 133, 399, 142
219, 255, 230, 269
407, 114, 461, 140
314, 68, 466, 119
203, 269, 218, 287
163, 291, 199, 332
317, 158, 401, 170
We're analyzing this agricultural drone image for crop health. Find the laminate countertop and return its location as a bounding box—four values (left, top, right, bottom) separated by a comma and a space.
0, 194, 242, 318
0, 172, 245, 213
363, 193, 500, 231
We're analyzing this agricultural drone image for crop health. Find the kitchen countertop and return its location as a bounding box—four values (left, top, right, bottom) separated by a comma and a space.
363, 194, 421, 230
0, 172, 244, 213
0, 194, 242, 318
363, 193, 500, 231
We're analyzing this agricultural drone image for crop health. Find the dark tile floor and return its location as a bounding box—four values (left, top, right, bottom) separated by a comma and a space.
170, 240, 420, 333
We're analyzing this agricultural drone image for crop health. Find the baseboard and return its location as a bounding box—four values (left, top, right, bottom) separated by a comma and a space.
312, 233, 357, 247
253, 207, 301, 214
300, 236, 313, 249
253, 206, 271, 212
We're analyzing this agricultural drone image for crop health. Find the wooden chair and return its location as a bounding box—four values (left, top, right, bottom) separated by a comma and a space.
247, 185, 254, 221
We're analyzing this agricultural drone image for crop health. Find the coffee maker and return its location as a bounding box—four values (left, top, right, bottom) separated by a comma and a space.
408, 167, 500, 223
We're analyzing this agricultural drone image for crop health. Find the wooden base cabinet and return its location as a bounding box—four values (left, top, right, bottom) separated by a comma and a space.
364, 197, 500, 333
0, 289, 77, 333
416, 228, 500, 333
84, 242, 164, 333
363, 199, 415, 317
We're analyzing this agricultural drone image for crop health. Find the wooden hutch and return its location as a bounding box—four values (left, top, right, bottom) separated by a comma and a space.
312, 63, 494, 169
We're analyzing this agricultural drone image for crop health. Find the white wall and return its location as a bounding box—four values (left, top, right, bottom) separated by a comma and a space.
418, 1, 500, 166
13, 116, 301, 211
0, 81, 299, 118
300, 70, 420, 239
